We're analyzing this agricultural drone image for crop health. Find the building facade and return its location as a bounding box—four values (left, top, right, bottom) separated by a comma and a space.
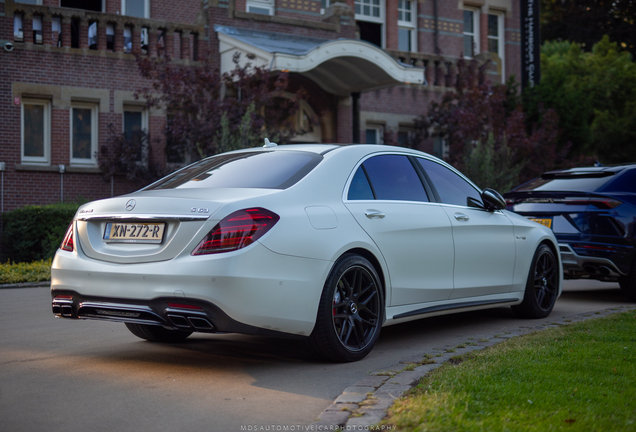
0, 0, 520, 212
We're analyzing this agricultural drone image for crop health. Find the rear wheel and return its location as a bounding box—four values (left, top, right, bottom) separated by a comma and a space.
125, 323, 192, 343
619, 260, 636, 301
307, 254, 383, 362
512, 244, 559, 318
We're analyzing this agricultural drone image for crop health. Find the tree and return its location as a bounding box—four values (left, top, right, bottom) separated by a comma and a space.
524, 36, 636, 164
541, 0, 636, 57
135, 52, 307, 162
411, 59, 565, 192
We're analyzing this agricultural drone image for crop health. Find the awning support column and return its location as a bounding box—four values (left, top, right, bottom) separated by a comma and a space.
352, 92, 360, 144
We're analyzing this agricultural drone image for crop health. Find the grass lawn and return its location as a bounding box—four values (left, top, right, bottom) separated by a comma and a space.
0, 259, 52, 284
384, 311, 636, 431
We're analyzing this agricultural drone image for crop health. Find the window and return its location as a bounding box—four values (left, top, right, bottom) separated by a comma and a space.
15, 0, 41, 4
32, 16, 43, 44
124, 107, 148, 162
350, 155, 429, 202
123, 26, 132, 53
14, 13, 24, 42
246, 0, 274, 15
88, 22, 97, 50
320, 0, 331, 13
106, 24, 115, 51
433, 136, 448, 159
71, 18, 80, 48
70, 103, 98, 166
61, 0, 102, 11
463, 7, 479, 58
146, 151, 323, 190
141, 27, 149, 54
365, 126, 383, 144
122, 0, 149, 18
21, 99, 51, 164
52, 17, 62, 47
356, 0, 384, 47
418, 158, 481, 207
398, 0, 416, 52
488, 12, 505, 79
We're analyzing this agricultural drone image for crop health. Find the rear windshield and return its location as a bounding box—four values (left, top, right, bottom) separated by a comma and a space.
145, 150, 323, 190
515, 173, 615, 192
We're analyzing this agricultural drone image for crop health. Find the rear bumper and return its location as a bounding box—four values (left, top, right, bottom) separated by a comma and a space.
50, 293, 303, 338
51, 242, 331, 337
559, 243, 626, 280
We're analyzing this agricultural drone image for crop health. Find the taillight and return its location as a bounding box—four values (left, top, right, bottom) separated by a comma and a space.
191, 208, 280, 255
60, 223, 74, 252
564, 197, 622, 209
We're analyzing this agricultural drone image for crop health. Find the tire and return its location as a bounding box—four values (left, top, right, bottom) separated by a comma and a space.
307, 254, 384, 362
125, 323, 192, 343
512, 244, 559, 319
619, 260, 636, 301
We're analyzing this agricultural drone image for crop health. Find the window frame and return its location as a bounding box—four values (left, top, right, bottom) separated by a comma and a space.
21, 98, 51, 165
365, 125, 384, 144
69, 102, 99, 166
487, 11, 505, 80
463, 6, 480, 58
121, 0, 149, 18
246, 0, 275, 16
397, 0, 416, 52
123, 105, 149, 164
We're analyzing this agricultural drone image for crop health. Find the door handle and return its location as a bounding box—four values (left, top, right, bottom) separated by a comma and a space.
365, 210, 385, 219
454, 213, 469, 221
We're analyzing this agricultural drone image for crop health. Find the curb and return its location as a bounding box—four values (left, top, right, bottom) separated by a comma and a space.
310, 305, 636, 431
0, 281, 50, 289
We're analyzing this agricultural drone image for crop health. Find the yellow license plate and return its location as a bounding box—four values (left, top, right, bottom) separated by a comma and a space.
528, 218, 552, 229
103, 222, 165, 243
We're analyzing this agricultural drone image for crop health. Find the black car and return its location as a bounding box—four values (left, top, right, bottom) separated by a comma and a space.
505, 164, 636, 300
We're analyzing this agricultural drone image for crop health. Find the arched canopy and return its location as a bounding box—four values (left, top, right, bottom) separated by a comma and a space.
215, 25, 425, 96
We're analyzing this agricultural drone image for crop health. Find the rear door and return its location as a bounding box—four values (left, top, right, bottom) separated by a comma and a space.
344, 154, 455, 306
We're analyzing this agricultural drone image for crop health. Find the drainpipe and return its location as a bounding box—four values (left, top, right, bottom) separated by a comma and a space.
59, 164, 65, 202
352, 92, 360, 144
1, 162, 5, 253
434, 0, 440, 55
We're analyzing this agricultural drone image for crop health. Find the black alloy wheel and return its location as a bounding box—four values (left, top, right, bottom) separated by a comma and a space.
512, 244, 559, 318
307, 254, 383, 362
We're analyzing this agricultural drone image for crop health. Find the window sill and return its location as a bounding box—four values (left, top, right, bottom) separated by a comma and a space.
15, 164, 101, 174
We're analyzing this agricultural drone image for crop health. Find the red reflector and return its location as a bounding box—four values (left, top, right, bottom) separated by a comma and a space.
167, 303, 204, 311
54, 295, 73, 300
60, 223, 74, 252
192, 208, 280, 255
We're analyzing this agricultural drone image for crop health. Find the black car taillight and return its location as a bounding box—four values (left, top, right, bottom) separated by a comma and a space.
191, 208, 280, 255
564, 197, 622, 209
60, 223, 74, 252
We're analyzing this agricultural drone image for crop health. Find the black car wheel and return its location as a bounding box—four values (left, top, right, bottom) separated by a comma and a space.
125, 323, 193, 343
619, 260, 636, 301
512, 244, 559, 318
307, 254, 383, 362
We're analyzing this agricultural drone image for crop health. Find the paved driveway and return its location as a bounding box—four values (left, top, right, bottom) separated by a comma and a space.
0, 281, 630, 432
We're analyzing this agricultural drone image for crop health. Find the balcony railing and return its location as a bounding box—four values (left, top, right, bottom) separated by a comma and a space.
6, 0, 203, 61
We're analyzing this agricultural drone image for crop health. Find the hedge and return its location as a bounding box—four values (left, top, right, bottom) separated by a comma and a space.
2, 202, 80, 263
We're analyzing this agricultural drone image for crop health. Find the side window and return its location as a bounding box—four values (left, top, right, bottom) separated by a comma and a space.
348, 166, 375, 200
361, 155, 428, 202
418, 158, 481, 207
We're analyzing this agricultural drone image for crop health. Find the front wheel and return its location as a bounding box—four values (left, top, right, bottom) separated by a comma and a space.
512, 244, 559, 318
125, 323, 193, 343
307, 254, 383, 362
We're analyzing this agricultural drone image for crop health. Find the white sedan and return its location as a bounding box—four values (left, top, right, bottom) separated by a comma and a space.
51, 143, 562, 362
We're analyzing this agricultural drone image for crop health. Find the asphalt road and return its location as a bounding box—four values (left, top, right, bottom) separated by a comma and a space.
0, 280, 631, 432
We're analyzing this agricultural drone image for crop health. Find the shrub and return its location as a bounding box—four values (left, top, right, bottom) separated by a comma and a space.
0, 259, 52, 284
2, 202, 80, 263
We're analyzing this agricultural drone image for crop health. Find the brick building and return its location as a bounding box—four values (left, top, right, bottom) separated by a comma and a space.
0, 0, 521, 213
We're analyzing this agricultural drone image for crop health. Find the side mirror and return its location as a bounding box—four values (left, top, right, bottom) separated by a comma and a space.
482, 188, 506, 211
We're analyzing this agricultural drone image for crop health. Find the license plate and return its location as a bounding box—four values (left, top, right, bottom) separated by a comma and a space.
528, 218, 552, 229
103, 222, 165, 243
